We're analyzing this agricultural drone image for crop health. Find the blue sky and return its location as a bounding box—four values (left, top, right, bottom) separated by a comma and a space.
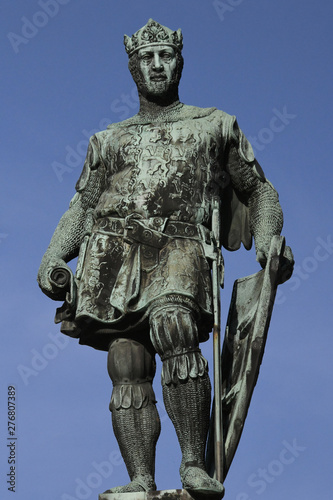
1, 0, 332, 498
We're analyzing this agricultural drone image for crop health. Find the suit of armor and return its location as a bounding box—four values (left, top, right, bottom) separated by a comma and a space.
38, 20, 292, 497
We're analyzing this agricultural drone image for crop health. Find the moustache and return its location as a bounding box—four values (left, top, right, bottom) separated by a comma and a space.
149, 74, 167, 81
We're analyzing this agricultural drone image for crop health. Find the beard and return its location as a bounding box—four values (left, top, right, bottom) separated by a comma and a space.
138, 77, 177, 100
128, 53, 183, 103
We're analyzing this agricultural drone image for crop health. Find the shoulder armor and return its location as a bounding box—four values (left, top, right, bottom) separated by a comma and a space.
75, 135, 101, 192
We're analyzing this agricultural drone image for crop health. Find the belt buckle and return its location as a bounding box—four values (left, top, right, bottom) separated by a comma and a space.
124, 216, 140, 243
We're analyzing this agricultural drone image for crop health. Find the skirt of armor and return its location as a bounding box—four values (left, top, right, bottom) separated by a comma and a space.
75, 232, 213, 350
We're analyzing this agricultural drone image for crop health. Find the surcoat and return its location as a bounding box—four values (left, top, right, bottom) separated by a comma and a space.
65, 105, 262, 350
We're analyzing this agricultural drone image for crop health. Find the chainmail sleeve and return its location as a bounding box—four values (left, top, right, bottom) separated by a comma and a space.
226, 119, 284, 256
44, 135, 106, 262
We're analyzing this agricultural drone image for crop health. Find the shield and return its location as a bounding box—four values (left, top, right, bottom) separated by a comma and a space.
206, 235, 285, 481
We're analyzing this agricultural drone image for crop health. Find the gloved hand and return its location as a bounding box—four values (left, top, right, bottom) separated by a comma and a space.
256, 239, 294, 284
278, 244, 294, 284
37, 252, 73, 301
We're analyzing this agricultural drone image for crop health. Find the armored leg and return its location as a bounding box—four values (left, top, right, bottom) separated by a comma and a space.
105, 338, 160, 493
149, 300, 224, 498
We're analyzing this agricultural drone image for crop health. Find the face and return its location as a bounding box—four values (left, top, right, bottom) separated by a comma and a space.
136, 45, 178, 98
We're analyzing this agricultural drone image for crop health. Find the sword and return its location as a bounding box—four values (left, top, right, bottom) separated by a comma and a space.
211, 196, 224, 483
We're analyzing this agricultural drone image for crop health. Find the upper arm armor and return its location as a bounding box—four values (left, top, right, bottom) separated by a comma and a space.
76, 135, 102, 192
227, 118, 266, 193
222, 117, 283, 251
74, 135, 106, 210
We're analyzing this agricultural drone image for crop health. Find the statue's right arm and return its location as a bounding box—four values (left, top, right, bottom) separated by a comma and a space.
224, 117, 294, 282
37, 136, 106, 300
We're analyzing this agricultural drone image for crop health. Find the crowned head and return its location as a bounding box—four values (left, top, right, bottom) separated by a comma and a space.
124, 19, 184, 103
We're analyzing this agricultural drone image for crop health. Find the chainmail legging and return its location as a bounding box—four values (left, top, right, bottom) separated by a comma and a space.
112, 404, 160, 488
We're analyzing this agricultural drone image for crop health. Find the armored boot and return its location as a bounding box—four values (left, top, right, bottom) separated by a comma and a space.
163, 374, 224, 498
104, 338, 160, 493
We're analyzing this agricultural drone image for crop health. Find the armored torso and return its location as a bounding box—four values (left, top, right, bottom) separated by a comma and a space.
94, 105, 233, 226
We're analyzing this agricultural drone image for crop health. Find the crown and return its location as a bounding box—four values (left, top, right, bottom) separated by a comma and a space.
124, 19, 183, 57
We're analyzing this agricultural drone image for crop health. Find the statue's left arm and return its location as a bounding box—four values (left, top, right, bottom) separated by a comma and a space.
37, 135, 106, 299
226, 120, 294, 282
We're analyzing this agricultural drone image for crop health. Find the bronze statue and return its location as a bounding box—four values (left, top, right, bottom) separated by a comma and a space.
37, 19, 294, 499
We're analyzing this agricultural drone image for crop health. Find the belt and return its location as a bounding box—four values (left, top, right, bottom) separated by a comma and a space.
93, 216, 211, 249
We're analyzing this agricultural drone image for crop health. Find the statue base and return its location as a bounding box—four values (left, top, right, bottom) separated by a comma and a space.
99, 489, 196, 500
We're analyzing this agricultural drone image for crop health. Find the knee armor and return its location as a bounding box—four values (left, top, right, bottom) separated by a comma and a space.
107, 338, 157, 411
149, 298, 208, 385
